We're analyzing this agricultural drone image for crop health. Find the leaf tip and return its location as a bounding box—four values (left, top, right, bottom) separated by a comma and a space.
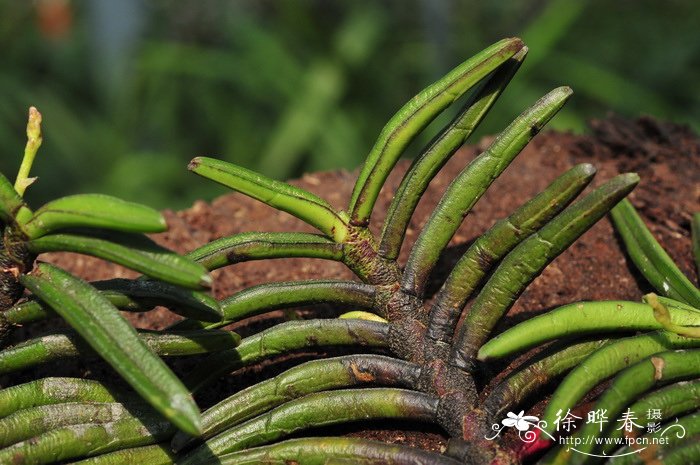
187, 158, 202, 172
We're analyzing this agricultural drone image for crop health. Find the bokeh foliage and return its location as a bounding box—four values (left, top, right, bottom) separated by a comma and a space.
1, 0, 698, 209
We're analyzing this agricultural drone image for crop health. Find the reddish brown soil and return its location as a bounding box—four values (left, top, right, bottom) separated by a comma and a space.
3, 116, 698, 457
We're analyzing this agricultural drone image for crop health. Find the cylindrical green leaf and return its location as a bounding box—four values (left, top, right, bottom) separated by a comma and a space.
541, 331, 700, 435
0, 172, 24, 223
348, 38, 525, 226
213, 437, 463, 465
545, 349, 700, 463
0, 402, 151, 448
188, 157, 349, 241
179, 389, 439, 463
187, 232, 343, 271
611, 199, 700, 308
64, 445, 173, 465
184, 319, 390, 392
215, 280, 377, 325
20, 194, 167, 239
172, 354, 420, 451
27, 232, 211, 290
0, 415, 172, 465
19, 263, 202, 435
427, 163, 596, 342
0, 328, 240, 373
378, 47, 528, 260
92, 279, 222, 322
451, 173, 639, 370
0, 378, 122, 419
478, 300, 699, 360
484, 339, 608, 423
402, 87, 573, 298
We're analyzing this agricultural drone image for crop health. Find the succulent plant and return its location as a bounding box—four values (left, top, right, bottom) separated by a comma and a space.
0, 38, 643, 465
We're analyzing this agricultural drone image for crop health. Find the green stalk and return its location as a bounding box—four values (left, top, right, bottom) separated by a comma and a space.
188, 157, 349, 241
478, 300, 700, 360
0, 328, 239, 373
186, 232, 343, 271
19, 263, 202, 435
540, 331, 700, 435
451, 173, 639, 370
65, 445, 174, 465
378, 47, 528, 260
0, 401, 151, 448
483, 339, 608, 422
427, 163, 596, 343
179, 388, 439, 464
27, 232, 211, 290
611, 199, 700, 308
0, 415, 172, 465
14, 107, 42, 197
0, 378, 123, 419
348, 38, 524, 226
402, 87, 572, 298
172, 354, 421, 451
213, 437, 463, 465
183, 319, 390, 392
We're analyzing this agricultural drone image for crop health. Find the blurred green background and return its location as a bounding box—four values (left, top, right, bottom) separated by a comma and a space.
1, 0, 698, 210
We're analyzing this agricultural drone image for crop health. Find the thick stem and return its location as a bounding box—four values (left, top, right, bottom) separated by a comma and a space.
1, 227, 34, 311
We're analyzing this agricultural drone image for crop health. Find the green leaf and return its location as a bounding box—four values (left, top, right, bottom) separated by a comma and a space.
187, 232, 343, 271
402, 86, 573, 297
19, 263, 202, 435
20, 194, 167, 239
27, 232, 211, 290
611, 199, 700, 308
0, 172, 23, 223
189, 157, 349, 241
348, 37, 525, 226
378, 46, 528, 260
92, 279, 222, 322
